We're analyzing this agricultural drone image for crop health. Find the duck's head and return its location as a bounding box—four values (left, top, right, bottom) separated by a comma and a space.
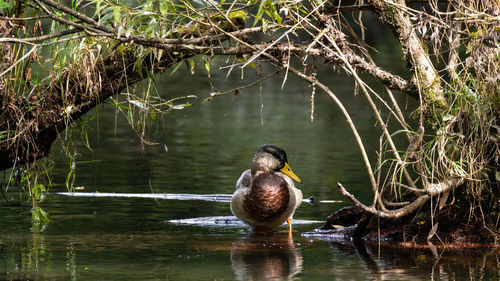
251, 145, 302, 184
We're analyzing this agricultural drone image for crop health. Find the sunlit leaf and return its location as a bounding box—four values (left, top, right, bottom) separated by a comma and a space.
32, 206, 49, 223
117, 25, 125, 38
254, 0, 267, 26
129, 100, 148, 110
166, 1, 176, 13
187, 58, 195, 74
170, 61, 184, 76
157, 49, 163, 61
204, 58, 211, 76
150, 108, 157, 120
442, 114, 453, 122
172, 103, 192, 109
0, 0, 11, 9
113, 6, 121, 26
159, 1, 168, 15
262, 19, 268, 32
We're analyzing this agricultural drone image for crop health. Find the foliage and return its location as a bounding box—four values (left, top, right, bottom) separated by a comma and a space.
0, 0, 498, 240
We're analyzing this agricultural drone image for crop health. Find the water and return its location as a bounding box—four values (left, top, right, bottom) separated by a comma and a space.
1, 30, 499, 281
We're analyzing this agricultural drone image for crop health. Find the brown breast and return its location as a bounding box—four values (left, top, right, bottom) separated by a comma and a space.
243, 173, 290, 224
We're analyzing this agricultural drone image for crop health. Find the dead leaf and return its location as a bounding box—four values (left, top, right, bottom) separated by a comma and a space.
427, 222, 439, 241
439, 191, 449, 209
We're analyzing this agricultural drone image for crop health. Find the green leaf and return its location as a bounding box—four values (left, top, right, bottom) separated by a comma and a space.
65, 169, 72, 190
187, 58, 195, 74
0, 1, 11, 9
172, 103, 192, 110
110, 97, 130, 110
442, 114, 454, 122
265, 2, 281, 24
83, 131, 93, 152
33, 184, 46, 200
99, 11, 114, 24
32, 206, 49, 224
254, 0, 267, 26
262, 19, 268, 32
113, 6, 121, 26
150, 108, 157, 120
166, 1, 176, 13
159, 1, 168, 15
203, 58, 211, 76
170, 61, 184, 76
274, 12, 282, 24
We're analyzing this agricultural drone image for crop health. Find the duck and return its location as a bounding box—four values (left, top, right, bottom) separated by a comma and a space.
230, 145, 303, 235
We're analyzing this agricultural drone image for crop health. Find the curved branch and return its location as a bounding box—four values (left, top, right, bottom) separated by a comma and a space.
338, 182, 430, 219
38, 0, 112, 34
338, 177, 463, 219
425, 177, 463, 196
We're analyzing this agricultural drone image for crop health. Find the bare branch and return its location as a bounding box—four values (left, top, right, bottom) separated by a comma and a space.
0, 28, 82, 43
0, 15, 50, 21
426, 178, 464, 196
38, 0, 113, 34
338, 182, 430, 219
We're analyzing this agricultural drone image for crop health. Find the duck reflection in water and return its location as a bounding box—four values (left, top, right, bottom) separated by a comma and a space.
231, 232, 303, 280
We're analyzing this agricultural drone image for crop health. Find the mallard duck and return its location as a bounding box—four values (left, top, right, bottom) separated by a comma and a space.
231, 145, 303, 235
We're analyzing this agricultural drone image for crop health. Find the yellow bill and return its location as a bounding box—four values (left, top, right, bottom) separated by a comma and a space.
280, 162, 302, 184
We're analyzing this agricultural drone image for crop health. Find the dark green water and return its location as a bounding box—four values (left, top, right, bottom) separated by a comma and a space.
1, 58, 499, 279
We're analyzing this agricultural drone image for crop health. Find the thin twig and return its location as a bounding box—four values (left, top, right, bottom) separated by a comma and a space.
0, 28, 82, 43
204, 70, 279, 100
